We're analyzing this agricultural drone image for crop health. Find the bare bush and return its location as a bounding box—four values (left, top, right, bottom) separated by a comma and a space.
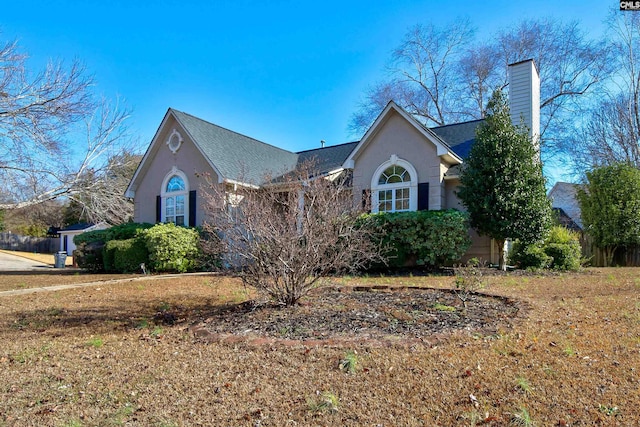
202, 163, 384, 306
453, 258, 485, 307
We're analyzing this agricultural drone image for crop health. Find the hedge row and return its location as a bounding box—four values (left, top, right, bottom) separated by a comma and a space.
74, 223, 209, 273
361, 209, 471, 268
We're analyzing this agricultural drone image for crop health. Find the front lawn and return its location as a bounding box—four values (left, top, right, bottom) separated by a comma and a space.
0, 269, 638, 426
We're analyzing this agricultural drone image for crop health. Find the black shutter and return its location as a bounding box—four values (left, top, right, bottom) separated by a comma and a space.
417, 183, 429, 211
362, 189, 371, 213
189, 190, 197, 226
156, 195, 161, 223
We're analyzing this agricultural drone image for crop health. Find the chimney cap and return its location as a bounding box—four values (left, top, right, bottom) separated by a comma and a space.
508, 58, 538, 74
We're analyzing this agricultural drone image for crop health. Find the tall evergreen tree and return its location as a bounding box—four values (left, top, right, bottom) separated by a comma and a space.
577, 162, 640, 266
458, 90, 551, 270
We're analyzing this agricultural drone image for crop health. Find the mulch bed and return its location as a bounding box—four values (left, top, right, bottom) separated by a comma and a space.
192, 285, 523, 345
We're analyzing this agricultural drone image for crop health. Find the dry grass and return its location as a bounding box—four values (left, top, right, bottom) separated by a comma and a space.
0, 272, 143, 293
0, 269, 638, 426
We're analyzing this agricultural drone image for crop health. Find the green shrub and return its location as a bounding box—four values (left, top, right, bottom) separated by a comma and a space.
361, 210, 471, 268
509, 226, 582, 271
543, 226, 581, 270
73, 229, 108, 246
108, 238, 149, 273
509, 242, 552, 270
102, 240, 117, 272
104, 222, 154, 241
74, 241, 106, 272
140, 223, 201, 273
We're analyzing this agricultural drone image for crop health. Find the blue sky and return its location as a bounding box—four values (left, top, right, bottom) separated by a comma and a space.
3, 0, 612, 172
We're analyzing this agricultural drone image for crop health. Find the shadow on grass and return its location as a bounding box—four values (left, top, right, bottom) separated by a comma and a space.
4, 286, 524, 342
6, 298, 230, 335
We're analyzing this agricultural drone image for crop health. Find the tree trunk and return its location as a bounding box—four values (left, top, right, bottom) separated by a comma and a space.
604, 246, 616, 267
497, 239, 507, 271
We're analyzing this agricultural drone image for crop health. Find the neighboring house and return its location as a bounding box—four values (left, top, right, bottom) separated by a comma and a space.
58, 222, 110, 255
548, 181, 583, 230
126, 60, 540, 264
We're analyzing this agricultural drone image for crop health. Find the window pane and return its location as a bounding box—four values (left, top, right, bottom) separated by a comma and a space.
378, 172, 389, 185
175, 215, 185, 226
395, 188, 410, 211
176, 195, 185, 215
166, 196, 175, 216
396, 198, 409, 210
378, 165, 410, 185
166, 215, 174, 224
166, 176, 185, 192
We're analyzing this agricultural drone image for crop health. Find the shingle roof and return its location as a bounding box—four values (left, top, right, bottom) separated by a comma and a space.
172, 109, 299, 185
170, 109, 482, 186
59, 223, 95, 232
431, 119, 483, 160
553, 207, 582, 232
296, 141, 359, 172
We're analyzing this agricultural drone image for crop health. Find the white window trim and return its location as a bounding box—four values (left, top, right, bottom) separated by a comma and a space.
166, 129, 183, 153
161, 167, 189, 225
370, 156, 418, 213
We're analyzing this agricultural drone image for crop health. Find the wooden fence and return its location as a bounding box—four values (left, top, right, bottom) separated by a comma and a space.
0, 232, 60, 254
580, 234, 640, 267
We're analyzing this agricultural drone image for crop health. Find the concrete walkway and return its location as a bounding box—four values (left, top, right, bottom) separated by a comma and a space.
0, 272, 216, 297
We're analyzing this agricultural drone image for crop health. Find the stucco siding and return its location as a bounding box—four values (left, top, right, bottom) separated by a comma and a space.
133, 115, 217, 226
351, 111, 446, 210
444, 179, 463, 210
464, 229, 495, 264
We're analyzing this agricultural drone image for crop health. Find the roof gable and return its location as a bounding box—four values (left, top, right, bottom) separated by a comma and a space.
172, 110, 299, 185
343, 101, 462, 168
127, 103, 481, 196
126, 109, 301, 195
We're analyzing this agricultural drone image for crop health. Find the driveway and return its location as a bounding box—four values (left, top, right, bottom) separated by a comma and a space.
0, 251, 52, 271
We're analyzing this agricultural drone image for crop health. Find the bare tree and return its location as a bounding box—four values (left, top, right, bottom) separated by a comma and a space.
350, 17, 610, 158
0, 36, 135, 213
202, 164, 384, 306
498, 18, 611, 154
69, 150, 141, 225
350, 18, 475, 132
570, 94, 640, 170
567, 12, 640, 172
458, 43, 504, 119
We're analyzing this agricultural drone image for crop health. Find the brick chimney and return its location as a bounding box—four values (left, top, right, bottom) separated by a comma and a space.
508, 59, 540, 147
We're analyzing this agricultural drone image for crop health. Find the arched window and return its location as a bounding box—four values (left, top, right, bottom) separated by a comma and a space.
161, 169, 189, 225
371, 157, 418, 213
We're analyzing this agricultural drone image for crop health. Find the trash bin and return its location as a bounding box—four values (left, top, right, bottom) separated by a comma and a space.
54, 251, 67, 268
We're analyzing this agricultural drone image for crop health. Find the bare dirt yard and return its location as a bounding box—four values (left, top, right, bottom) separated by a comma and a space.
0, 268, 638, 426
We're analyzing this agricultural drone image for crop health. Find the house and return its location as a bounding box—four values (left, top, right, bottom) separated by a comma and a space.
548, 181, 583, 231
126, 59, 540, 264
58, 222, 110, 255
